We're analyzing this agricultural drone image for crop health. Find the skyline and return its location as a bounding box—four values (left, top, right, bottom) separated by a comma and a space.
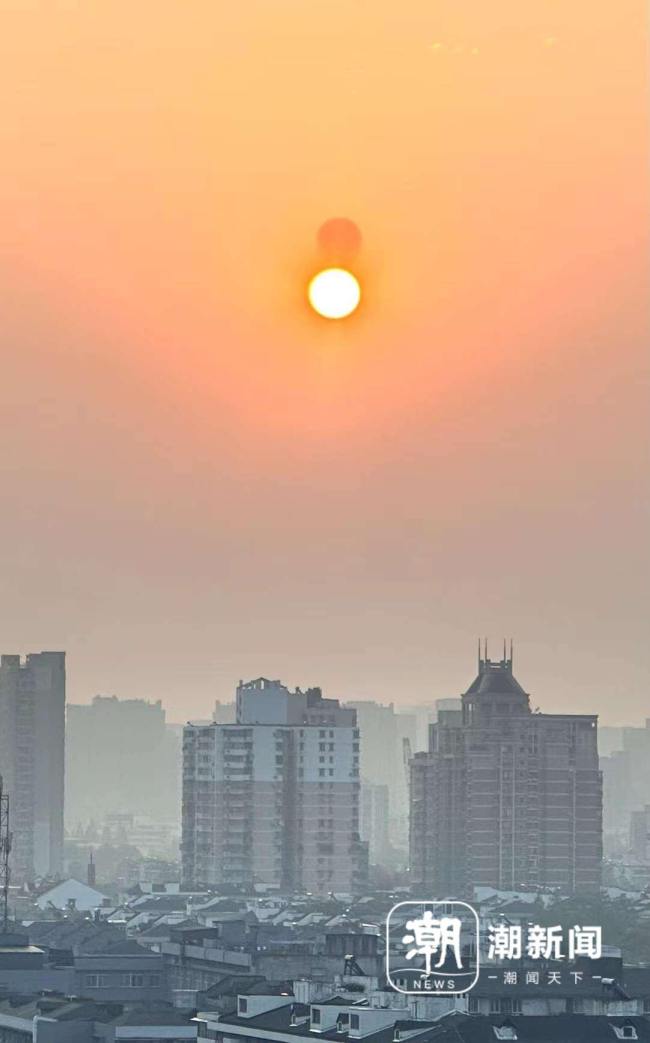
1, 1, 648, 721
47, 644, 650, 729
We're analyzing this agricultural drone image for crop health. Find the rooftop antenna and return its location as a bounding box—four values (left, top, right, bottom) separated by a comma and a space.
503, 638, 507, 663
510, 639, 514, 668
0, 776, 12, 934
485, 637, 489, 663
478, 637, 481, 669
87, 849, 96, 888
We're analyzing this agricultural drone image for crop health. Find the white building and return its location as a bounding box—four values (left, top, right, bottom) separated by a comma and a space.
182, 678, 368, 894
35, 877, 107, 912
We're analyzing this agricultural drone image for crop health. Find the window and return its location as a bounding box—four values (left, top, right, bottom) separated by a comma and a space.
350, 1014, 359, 1030
84, 973, 107, 987
125, 973, 145, 987
238, 997, 248, 1014
490, 1000, 521, 1015
311, 1008, 321, 1025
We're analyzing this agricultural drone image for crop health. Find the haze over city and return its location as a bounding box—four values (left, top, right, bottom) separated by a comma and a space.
1, 1, 648, 721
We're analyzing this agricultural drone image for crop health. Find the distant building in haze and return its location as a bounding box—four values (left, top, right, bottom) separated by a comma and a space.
630, 805, 650, 865
182, 677, 367, 893
345, 700, 417, 851
213, 699, 236, 724
66, 695, 180, 829
360, 781, 390, 865
600, 720, 650, 846
410, 646, 603, 895
0, 651, 65, 880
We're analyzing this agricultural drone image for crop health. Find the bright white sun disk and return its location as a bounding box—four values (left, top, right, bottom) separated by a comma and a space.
308, 268, 361, 319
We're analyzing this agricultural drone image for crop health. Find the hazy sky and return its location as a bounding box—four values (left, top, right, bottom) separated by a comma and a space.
1, 2, 648, 723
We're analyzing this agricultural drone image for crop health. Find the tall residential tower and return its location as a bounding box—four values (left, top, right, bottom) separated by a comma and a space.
410, 648, 602, 896
0, 652, 65, 880
182, 678, 367, 893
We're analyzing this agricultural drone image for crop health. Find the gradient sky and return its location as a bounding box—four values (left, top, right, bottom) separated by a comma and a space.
1, 1, 648, 723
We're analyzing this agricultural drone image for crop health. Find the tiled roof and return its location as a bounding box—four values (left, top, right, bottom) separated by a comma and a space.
465, 665, 527, 698
435, 1013, 650, 1042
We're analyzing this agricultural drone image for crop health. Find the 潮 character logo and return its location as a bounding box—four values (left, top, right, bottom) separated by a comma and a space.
386, 901, 479, 995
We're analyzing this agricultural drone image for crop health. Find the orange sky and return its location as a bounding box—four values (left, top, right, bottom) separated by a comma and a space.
0, 1, 648, 721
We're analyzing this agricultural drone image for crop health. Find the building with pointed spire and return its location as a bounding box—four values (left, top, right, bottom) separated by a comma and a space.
409, 644, 602, 895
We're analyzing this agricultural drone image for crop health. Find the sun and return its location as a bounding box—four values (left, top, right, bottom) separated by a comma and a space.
308, 268, 361, 320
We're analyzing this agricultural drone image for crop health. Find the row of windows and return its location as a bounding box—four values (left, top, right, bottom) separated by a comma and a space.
84, 972, 161, 987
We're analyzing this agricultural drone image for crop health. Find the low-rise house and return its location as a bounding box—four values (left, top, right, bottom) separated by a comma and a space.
433, 1013, 650, 1041
34, 879, 108, 912
0, 931, 73, 993
72, 940, 166, 1002
25, 918, 128, 955
0, 993, 195, 1042
195, 994, 442, 1043
195, 994, 650, 1043
163, 925, 254, 994
0, 929, 167, 1004
468, 958, 650, 1019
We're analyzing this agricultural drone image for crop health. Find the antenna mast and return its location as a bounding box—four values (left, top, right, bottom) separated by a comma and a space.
0, 776, 12, 934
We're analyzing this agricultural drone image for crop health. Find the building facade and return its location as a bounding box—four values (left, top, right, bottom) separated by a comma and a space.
182, 678, 367, 893
360, 781, 390, 865
345, 700, 418, 851
600, 719, 650, 849
410, 649, 602, 895
630, 805, 650, 865
66, 694, 181, 828
0, 651, 65, 880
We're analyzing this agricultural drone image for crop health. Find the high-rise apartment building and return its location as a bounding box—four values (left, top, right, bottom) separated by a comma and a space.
410, 649, 602, 896
630, 806, 650, 865
345, 700, 418, 851
600, 720, 650, 843
360, 781, 390, 865
0, 652, 65, 880
182, 677, 367, 893
66, 695, 180, 826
